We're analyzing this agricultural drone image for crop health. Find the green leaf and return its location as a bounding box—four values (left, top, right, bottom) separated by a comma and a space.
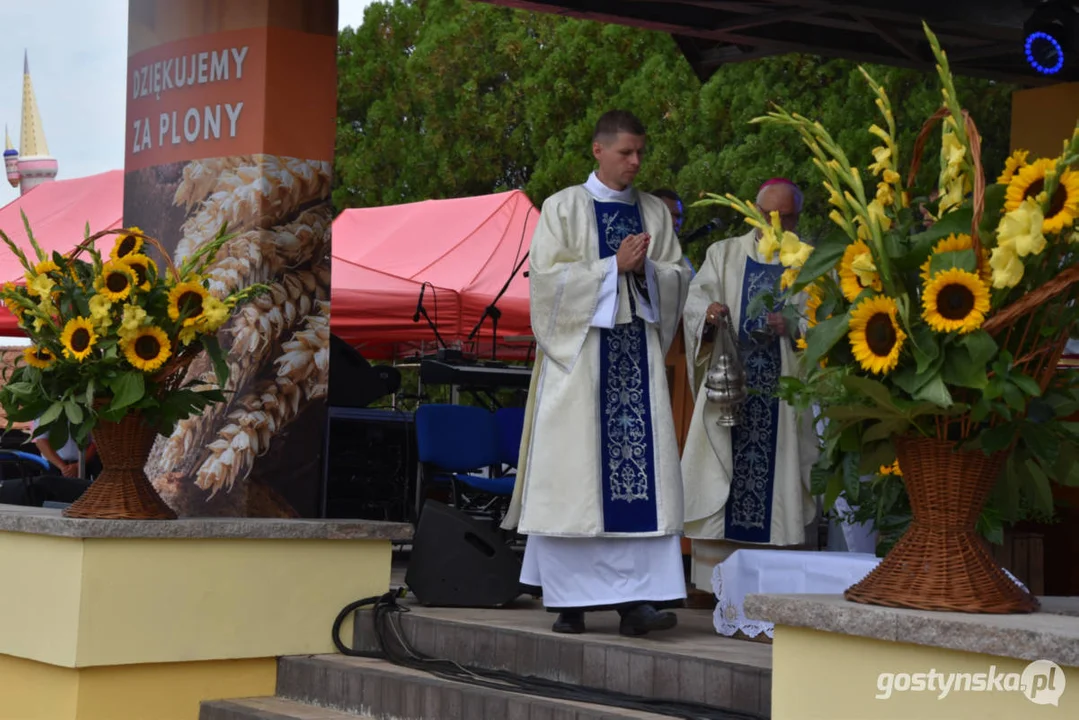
64, 400, 84, 425
1003, 383, 1026, 412
892, 365, 933, 396
1010, 372, 1042, 398
1025, 459, 1055, 518
941, 343, 989, 390
823, 472, 844, 513
1021, 424, 1059, 467
38, 400, 64, 427
842, 376, 901, 412
108, 372, 146, 412
804, 313, 850, 369
825, 405, 896, 423
909, 323, 941, 374
792, 229, 848, 291
928, 249, 977, 276
858, 440, 895, 475
906, 207, 974, 260
980, 424, 1015, 453
202, 335, 230, 389
862, 417, 909, 442
842, 452, 862, 503
959, 330, 998, 367
912, 373, 953, 407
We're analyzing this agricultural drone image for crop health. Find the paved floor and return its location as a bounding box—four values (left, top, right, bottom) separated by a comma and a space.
388, 556, 773, 670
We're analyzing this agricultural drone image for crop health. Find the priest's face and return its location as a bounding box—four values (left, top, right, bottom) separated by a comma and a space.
758, 184, 800, 233
593, 132, 646, 190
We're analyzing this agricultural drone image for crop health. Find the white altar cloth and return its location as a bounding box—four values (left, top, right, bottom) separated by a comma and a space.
711, 549, 880, 639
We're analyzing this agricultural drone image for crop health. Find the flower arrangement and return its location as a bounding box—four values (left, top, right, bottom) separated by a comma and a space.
696, 24, 1079, 541
0, 219, 266, 455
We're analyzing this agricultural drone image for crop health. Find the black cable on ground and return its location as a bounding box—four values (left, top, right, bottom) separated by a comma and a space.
331, 590, 768, 720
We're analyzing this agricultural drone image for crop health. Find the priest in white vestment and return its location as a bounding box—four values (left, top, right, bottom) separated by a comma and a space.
680, 179, 820, 590
502, 110, 691, 636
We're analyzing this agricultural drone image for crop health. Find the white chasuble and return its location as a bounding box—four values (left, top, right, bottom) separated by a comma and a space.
502, 178, 690, 541
680, 230, 819, 549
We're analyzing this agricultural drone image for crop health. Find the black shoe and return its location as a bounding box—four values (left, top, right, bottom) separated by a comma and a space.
619, 604, 678, 637
552, 611, 586, 634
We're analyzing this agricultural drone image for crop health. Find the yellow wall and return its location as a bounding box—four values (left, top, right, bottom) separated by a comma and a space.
1011, 83, 1079, 156
0, 654, 77, 720
0, 533, 84, 667
0, 653, 275, 720
772, 625, 1078, 719
0, 533, 390, 669
75, 537, 388, 667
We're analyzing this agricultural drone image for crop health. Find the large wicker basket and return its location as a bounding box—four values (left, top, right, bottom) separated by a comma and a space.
844, 435, 1039, 613
62, 410, 176, 520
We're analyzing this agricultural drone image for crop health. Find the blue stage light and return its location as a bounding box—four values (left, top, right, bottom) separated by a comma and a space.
1025, 31, 1066, 75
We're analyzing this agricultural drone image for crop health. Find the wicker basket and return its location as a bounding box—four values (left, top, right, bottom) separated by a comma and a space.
62, 410, 176, 520
844, 435, 1039, 613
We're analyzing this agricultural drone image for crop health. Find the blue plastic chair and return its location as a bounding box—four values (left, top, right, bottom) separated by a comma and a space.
0, 450, 50, 471
414, 404, 516, 522
494, 406, 526, 469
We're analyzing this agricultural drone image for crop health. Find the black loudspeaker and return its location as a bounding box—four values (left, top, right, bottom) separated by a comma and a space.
406, 501, 523, 608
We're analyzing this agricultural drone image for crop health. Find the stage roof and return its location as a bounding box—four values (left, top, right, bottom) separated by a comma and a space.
475, 1, 1050, 86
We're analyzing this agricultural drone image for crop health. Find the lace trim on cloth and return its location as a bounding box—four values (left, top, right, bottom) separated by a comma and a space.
711, 561, 775, 639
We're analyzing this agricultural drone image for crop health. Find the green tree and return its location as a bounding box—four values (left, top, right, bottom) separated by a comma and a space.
335, 0, 1016, 269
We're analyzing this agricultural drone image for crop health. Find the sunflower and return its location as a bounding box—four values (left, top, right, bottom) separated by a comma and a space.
96, 261, 135, 302
167, 281, 210, 324
839, 241, 882, 302
997, 149, 1029, 185
121, 253, 157, 291
33, 260, 61, 277
60, 317, 98, 362
848, 295, 906, 375
922, 268, 990, 335
780, 267, 799, 291
919, 233, 991, 285
122, 325, 172, 372
1004, 158, 1079, 234
111, 227, 145, 260
23, 345, 55, 370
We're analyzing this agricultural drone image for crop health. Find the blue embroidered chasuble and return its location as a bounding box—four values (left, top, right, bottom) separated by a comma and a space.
592, 200, 658, 534
725, 256, 783, 543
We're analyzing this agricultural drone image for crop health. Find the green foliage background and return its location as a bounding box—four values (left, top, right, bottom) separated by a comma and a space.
335, 0, 1016, 270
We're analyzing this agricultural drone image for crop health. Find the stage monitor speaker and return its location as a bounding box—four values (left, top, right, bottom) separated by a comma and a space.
406, 501, 522, 608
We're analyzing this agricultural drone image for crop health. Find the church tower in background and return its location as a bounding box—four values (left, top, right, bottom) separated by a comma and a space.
6, 51, 58, 194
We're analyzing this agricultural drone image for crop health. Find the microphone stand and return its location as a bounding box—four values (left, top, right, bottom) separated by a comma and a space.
468, 251, 530, 361
413, 285, 448, 350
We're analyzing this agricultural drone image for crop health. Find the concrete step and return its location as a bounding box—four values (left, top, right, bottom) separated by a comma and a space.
350, 601, 771, 717
200, 696, 372, 719
277, 654, 740, 719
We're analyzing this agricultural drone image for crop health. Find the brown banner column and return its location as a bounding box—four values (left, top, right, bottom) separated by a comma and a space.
124, 0, 338, 517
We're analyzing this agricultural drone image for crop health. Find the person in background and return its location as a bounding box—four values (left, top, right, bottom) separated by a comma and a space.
652, 188, 696, 277
502, 110, 691, 636
32, 419, 97, 478
679, 178, 820, 590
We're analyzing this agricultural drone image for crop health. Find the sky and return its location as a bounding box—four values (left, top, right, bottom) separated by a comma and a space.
0, 0, 378, 206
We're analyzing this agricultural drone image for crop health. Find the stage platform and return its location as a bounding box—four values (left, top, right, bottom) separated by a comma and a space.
201, 553, 773, 720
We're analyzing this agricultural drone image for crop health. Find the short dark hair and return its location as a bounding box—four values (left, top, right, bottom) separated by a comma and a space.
593, 110, 646, 142
652, 188, 681, 204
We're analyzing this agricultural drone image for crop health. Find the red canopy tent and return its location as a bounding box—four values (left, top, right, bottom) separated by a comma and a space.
0, 178, 537, 360
331, 190, 536, 360
0, 170, 125, 322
